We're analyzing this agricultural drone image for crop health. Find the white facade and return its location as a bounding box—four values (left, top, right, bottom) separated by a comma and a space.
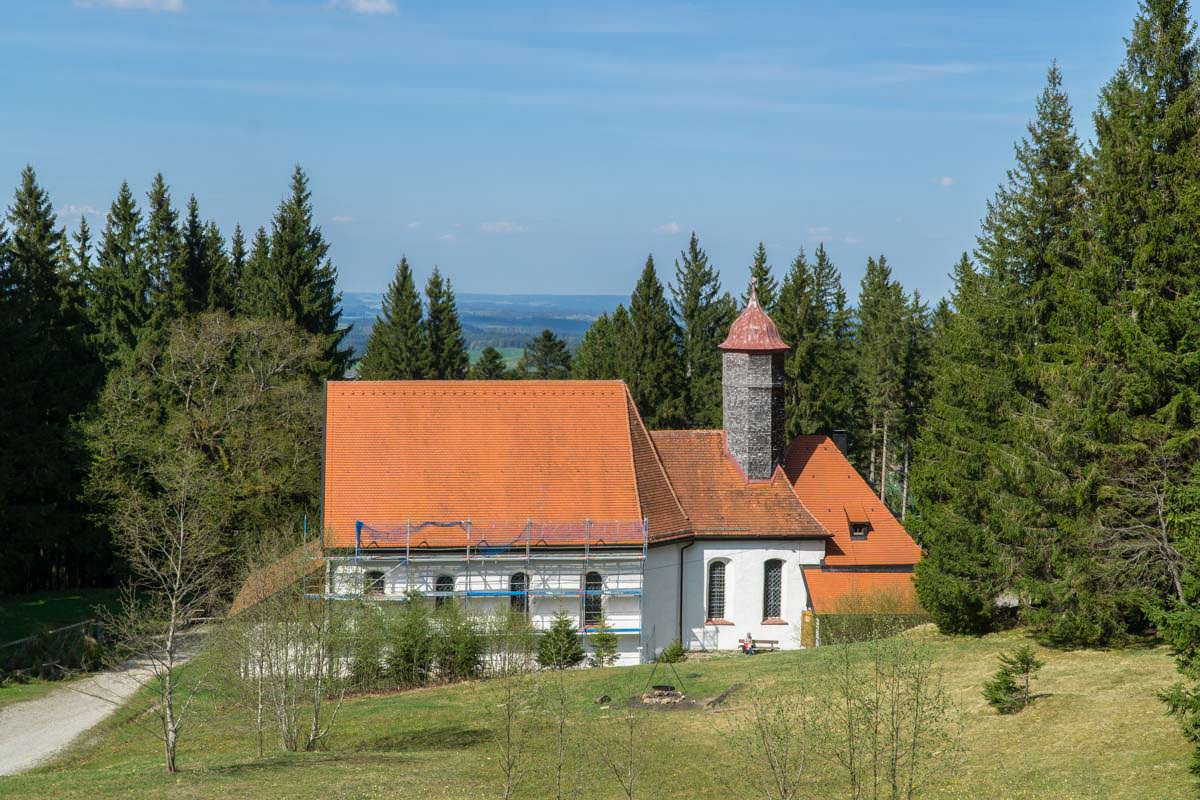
643, 538, 824, 658
329, 551, 644, 665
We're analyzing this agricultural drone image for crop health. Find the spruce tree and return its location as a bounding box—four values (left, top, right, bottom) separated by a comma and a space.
572, 308, 630, 380
254, 166, 350, 377
741, 241, 778, 312
178, 195, 212, 314
238, 225, 271, 317
225, 223, 246, 313
358, 256, 426, 380
470, 346, 509, 379
517, 329, 572, 378
913, 63, 1087, 637
144, 172, 183, 317
671, 232, 735, 428
628, 255, 685, 428
3, 167, 103, 591
422, 267, 468, 379
203, 221, 231, 312
91, 181, 151, 367
1040, 0, 1200, 645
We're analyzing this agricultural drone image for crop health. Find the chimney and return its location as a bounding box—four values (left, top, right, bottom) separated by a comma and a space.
719, 281, 790, 480
831, 430, 849, 456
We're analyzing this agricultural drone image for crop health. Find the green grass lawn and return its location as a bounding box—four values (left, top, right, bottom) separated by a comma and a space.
0, 630, 1190, 799
0, 589, 118, 644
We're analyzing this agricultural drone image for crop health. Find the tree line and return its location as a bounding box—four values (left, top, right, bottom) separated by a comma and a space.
0, 164, 346, 594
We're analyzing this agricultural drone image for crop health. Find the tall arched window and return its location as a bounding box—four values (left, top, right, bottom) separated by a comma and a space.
510, 572, 528, 614
763, 559, 783, 620
434, 575, 454, 608
583, 571, 603, 626
707, 561, 726, 621
365, 570, 385, 597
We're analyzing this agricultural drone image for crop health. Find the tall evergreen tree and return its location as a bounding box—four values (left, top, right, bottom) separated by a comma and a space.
250, 166, 350, 377
470, 346, 509, 379
741, 242, 778, 312
225, 223, 247, 313
774, 245, 857, 443
358, 256, 426, 380
144, 173, 182, 317
913, 64, 1085, 636
421, 267, 468, 379
671, 232, 735, 428
517, 329, 572, 378
238, 225, 271, 317
629, 255, 685, 428
572, 308, 629, 380
2, 167, 104, 591
91, 181, 151, 367
203, 221, 231, 312
178, 195, 212, 314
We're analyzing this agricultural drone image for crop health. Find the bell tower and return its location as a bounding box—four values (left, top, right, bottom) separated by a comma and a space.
719, 282, 789, 480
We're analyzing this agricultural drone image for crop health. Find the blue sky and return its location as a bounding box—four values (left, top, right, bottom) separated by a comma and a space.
4, 0, 1136, 300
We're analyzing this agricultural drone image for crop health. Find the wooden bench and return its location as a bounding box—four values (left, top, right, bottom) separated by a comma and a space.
738, 638, 780, 654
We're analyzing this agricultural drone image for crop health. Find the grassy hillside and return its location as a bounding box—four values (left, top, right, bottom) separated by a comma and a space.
0, 630, 1189, 799
0, 589, 118, 643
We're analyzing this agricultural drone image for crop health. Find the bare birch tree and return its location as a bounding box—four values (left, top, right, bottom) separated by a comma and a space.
487, 611, 539, 799
101, 447, 224, 774
594, 700, 646, 800
726, 681, 819, 800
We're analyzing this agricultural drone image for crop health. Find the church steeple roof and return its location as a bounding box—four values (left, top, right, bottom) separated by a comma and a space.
718, 280, 789, 353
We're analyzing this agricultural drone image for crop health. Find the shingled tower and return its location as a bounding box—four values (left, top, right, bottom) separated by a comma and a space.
719, 281, 790, 480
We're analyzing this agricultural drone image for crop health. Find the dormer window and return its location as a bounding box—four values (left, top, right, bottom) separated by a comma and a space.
845, 503, 870, 539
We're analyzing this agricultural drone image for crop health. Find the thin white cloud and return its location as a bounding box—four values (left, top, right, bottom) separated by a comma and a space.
332, 214, 353, 223
480, 221, 526, 234
931, 176, 955, 188
655, 222, 681, 235
406, 221, 421, 229
807, 225, 832, 237
329, 0, 397, 15
438, 233, 456, 243
57, 204, 101, 218
73, 0, 184, 10
842, 236, 864, 245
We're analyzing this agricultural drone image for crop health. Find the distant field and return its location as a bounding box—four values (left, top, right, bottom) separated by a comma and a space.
0, 629, 1189, 799
0, 589, 118, 644
467, 346, 524, 367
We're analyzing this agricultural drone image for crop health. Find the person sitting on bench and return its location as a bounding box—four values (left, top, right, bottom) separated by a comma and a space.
740, 634, 756, 655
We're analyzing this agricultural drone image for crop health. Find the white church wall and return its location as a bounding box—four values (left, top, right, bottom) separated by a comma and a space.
643, 539, 824, 656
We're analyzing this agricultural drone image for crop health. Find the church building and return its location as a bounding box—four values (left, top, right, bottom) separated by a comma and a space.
320, 287, 921, 663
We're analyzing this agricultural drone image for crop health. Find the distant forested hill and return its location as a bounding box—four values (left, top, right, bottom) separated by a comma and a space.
340, 291, 624, 361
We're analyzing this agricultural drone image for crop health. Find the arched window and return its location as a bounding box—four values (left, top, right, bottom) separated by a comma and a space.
434, 575, 454, 608
707, 561, 726, 621
763, 559, 783, 621
365, 570, 385, 597
510, 572, 528, 614
583, 571, 603, 626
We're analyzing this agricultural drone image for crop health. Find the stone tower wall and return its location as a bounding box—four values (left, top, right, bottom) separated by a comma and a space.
722, 350, 785, 480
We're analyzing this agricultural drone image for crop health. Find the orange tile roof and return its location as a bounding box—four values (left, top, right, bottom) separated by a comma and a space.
323, 380, 689, 549
801, 568, 920, 615
783, 436, 922, 567
719, 283, 789, 353
650, 430, 828, 538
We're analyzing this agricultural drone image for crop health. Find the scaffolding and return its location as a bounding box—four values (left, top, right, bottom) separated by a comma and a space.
317, 518, 649, 652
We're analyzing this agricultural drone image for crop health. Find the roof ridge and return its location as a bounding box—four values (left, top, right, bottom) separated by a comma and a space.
622, 386, 691, 536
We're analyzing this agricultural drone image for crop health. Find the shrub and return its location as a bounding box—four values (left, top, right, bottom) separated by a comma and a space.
819, 585, 930, 644
432, 600, 485, 682
349, 604, 389, 691
388, 592, 434, 686
587, 616, 619, 667
983, 643, 1044, 714
537, 612, 585, 669
657, 639, 687, 663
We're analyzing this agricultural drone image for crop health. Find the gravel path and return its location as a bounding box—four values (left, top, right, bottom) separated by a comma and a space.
0, 633, 205, 776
